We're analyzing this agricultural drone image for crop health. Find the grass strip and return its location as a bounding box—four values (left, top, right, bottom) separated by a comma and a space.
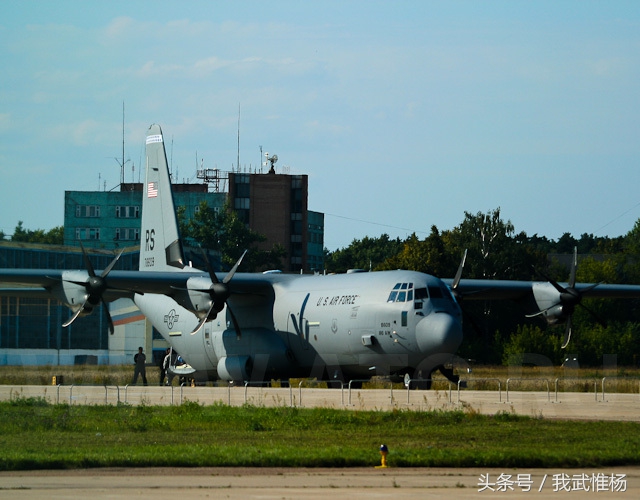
0, 397, 639, 470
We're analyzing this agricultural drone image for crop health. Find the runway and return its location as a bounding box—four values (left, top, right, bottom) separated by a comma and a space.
0, 466, 638, 499
1, 385, 638, 498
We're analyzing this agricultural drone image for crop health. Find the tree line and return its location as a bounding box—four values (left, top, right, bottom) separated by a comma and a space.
0, 221, 63, 245
5, 206, 640, 366
324, 208, 640, 367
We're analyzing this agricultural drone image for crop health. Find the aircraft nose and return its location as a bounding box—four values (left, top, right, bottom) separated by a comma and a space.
415, 313, 463, 354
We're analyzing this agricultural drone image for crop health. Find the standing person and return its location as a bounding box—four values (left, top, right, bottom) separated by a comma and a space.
163, 349, 176, 386
132, 347, 148, 386
159, 347, 170, 386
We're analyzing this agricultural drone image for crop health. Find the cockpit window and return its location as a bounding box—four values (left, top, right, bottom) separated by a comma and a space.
387, 282, 414, 303
428, 285, 443, 298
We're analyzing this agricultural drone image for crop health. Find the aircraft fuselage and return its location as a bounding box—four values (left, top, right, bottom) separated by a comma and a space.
135, 269, 463, 383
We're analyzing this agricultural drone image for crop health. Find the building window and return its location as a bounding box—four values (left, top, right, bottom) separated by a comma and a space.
76, 205, 101, 217
75, 228, 100, 240
234, 198, 250, 210
115, 206, 140, 218
115, 228, 140, 241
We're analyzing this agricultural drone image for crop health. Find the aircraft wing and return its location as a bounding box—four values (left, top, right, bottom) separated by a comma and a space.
0, 268, 282, 300
442, 279, 534, 300
443, 278, 640, 301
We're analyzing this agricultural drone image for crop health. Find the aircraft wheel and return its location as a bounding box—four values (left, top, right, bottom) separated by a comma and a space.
410, 369, 431, 390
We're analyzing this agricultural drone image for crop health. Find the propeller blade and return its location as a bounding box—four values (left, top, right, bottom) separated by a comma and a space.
101, 300, 115, 335
451, 249, 467, 298
79, 241, 96, 278
62, 304, 86, 328
224, 249, 247, 284
561, 315, 572, 349
227, 303, 242, 340
578, 301, 608, 329
101, 249, 124, 278
190, 301, 216, 335
568, 246, 577, 288
200, 248, 220, 283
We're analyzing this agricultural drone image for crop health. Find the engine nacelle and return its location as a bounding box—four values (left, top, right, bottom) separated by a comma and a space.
540, 304, 566, 325
217, 356, 252, 382
172, 276, 215, 318
531, 282, 567, 325
51, 270, 90, 312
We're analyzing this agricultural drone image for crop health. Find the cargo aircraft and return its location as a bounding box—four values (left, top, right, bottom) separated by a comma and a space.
2, 124, 640, 387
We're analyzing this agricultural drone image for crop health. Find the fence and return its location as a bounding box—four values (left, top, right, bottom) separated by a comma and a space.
0, 376, 638, 409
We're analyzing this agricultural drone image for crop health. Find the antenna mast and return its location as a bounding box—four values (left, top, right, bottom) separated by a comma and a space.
121, 101, 125, 185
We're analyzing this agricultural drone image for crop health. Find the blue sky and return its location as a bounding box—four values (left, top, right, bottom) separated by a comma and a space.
1, 1, 639, 250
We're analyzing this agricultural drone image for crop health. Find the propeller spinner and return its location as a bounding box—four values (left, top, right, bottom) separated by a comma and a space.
62, 242, 123, 335
189, 249, 247, 338
529, 247, 603, 348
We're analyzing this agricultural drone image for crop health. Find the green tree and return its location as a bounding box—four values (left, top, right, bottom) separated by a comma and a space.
378, 227, 458, 277
324, 234, 404, 273
621, 218, 640, 284
178, 201, 285, 272
502, 324, 563, 365
446, 208, 521, 280
10, 221, 63, 245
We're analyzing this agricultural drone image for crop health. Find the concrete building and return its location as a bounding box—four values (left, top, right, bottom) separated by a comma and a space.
64, 174, 324, 272
64, 183, 226, 250
229, 171, 324, 273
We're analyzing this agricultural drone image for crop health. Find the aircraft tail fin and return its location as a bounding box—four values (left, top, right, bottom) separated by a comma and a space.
140, 124, 185, 272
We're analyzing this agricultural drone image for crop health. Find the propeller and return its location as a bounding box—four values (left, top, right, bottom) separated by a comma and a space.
450, 249, 467, 301
63, 242, 123, 335
530, 247, 604, 348
189, 249, 247, 338
447, 249, 488, 336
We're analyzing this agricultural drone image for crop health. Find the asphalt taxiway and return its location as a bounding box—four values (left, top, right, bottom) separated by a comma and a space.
1, 466, 638, 499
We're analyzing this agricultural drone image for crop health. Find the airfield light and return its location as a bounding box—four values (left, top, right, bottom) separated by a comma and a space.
376, 444, 389, 468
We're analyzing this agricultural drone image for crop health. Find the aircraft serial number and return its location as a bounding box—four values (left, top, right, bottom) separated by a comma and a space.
144, 257, 155, 268
316, 294, 359, 307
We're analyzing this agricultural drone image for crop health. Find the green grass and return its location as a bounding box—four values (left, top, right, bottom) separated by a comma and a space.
1, 397, 639, 471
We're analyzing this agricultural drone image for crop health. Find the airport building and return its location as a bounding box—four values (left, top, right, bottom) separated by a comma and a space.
0, 242, 141, 365
63, 171, 324, 272
229, 171, 325, 273
64, 183, 226, 251
1, 168, 324, 366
